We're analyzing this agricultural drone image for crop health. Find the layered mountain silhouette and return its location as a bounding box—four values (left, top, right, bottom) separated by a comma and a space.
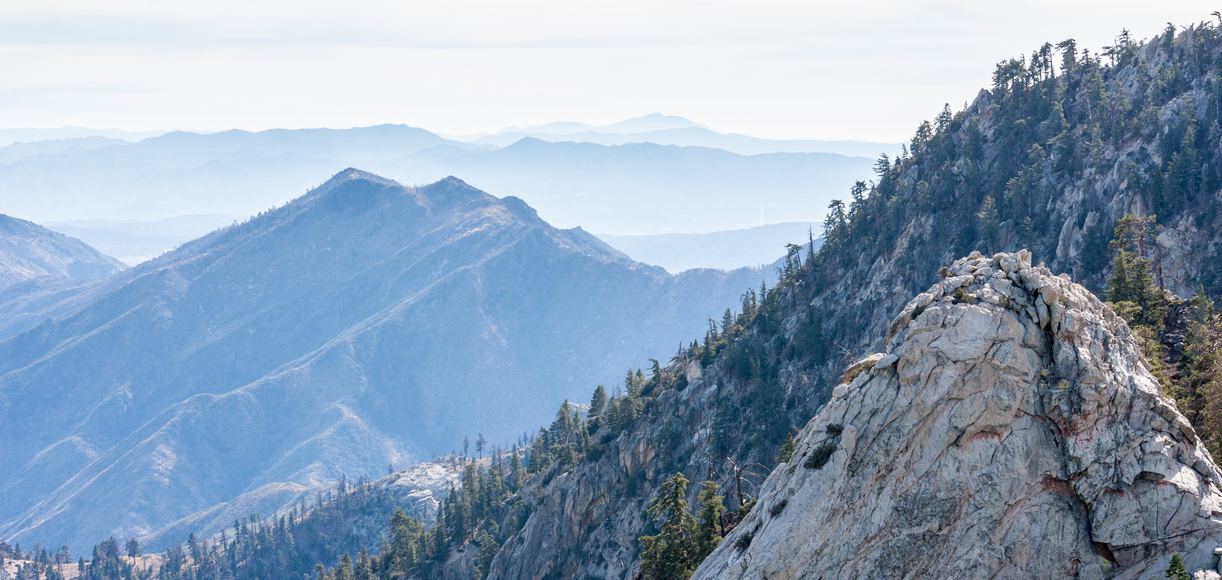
0, 170, 770, 551
380, 138, 871, 233
0, 124, 468, 223
478, 113, 899, 158
0, 123, 872, 257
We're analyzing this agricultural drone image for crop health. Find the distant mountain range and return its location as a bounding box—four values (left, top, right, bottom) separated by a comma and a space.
599, 222, 822, 272
0, 136, 131, 164
0, 124, 471, 223
477, 113, 901, 158
0, 214, 124, 289
0, 169, 772, 552
0, 127, 162, 147
0, 116, 881, 270
371, 138, 873, 234
505, 113, 703, 135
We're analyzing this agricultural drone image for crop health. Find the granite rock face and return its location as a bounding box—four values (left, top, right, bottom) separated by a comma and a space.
696, 251, 1222, 579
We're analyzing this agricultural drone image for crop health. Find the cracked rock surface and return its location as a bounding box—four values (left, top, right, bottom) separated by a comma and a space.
695, 251, 1222, 579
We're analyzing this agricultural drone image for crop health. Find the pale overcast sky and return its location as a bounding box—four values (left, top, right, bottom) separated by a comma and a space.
0, 0, 1214, 142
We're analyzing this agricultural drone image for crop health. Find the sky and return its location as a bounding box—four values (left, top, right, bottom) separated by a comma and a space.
0, 0, 1216, 142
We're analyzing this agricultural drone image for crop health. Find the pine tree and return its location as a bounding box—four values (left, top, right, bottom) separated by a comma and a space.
588, 385, 608, 420
777, 431, 797, 464
474, 530, 499, 580
126, 538, 140, 559
1165, 554, 1191, 580
976, 195, 998, 250
694, 481, 725, 562
1106, 215, 1167, 328
639, 472, 698, 580
1056, 38, 1077, 73
1165, 122, 1199, 214
509, 452, 525, 490
335, 554, 355, 580
823, 200, 849, 248
388, 509, 423, 574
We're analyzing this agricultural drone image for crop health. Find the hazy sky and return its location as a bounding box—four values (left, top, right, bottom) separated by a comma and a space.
1, 0, 1214, 142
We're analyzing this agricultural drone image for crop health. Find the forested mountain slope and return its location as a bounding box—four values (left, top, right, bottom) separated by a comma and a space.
462, 23, 1222, 578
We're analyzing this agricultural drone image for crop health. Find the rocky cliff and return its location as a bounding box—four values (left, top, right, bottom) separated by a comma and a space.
696, 252, 1222, 578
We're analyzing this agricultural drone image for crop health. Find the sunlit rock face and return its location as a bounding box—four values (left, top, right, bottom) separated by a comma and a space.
696, 251, 1222, 579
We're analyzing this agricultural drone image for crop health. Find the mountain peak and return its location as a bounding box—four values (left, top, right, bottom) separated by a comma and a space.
414, 175, 500, 209
600, 113, 701, 134
696, 251, 1222, 578
322, 167, 397, 188
627, 112, 692, 123
316, 169, 481, 198
0, 161, 771, 552
422, 174, 479, 194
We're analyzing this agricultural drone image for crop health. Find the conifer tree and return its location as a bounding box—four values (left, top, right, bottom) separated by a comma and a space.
694, 481, 725, 562
1106, 214, 1166, 327
509, 452, 525, 490
126, 537, 140, 558
1165, 554, 1190, 580
639, 472, 697, 580
588, 385, 608, 420
335, 554, 355, 580
976, 195, 998, 249
778, 432, 797, 464
474, 530, 499, 580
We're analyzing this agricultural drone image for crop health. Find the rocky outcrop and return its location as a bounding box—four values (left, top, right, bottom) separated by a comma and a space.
695, 252, 1222, 578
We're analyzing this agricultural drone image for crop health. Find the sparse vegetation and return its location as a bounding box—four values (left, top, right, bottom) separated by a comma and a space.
1165, 554, 1191, 580
734, 528, 755, 552
804, 443, 837, 470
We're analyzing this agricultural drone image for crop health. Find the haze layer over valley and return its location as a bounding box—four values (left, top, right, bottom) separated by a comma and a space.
0, 115, 880, 269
